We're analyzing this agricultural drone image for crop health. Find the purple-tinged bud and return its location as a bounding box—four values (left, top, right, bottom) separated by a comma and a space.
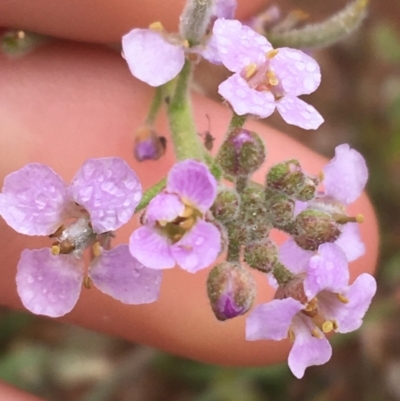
293, 209, 341, 251
296, 176, 318, 202
133, 126, 167, 162
266, 160, 304, 196
244, 239, 278, 273
266, 191, 295, 229
210, 189, 240, 223
207, 262, 256, 321
217, 129, 266, 177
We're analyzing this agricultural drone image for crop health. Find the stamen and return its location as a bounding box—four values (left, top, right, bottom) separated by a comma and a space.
149, 21, 164, 31
179, 216, 195, 230
336, 293, 349, 304
266, 71, 279, 86
335, 214, 364, 224
83, 277, 92, 289
49, 225, 64, 238
51, 245, 60, 255
304, 297, 318, 312
288, 328, 295, 342
244, 63, 258, 79
322, 320, 334, 333
318, 171, 325, 181
266, 49, 279, 59
311, 327, 323, 339
180, 205, 194, 218
93, 242, 102, 257
158, 220, 168, 227
182, 39, 190, 48
332, 320, 338, 330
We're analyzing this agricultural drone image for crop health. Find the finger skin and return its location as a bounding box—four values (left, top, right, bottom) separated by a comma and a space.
0, 40, 379, 367
0, 383, 45, 401
0, 0, 267, 43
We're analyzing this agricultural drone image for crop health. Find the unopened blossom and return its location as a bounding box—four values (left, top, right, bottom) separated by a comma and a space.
122, 0, 236, 86
246, 243, 376, 378
129, 160, 221, 273
0, 158, 162, 317
213, 18, 323, 130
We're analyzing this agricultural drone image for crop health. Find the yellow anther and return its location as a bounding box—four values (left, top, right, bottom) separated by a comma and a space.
267, 71, 279, 86
93, 242, 102, 257
182, 39, 190, 48
179, 216, 195, 230
322, 320, 334, 333
356, 214, 364, 223
304, 297, 318, 312
244, 63, 258, 79
337, 293, 350, 304
51, 245, 60, 255
288, 329, 295, 342
266, 49, 279, 59
149, 21, 164, 31
17, 30, 26, 39
83, 277, 92, 289
180, 205, 194, 218
318, 171, 325, 181
311, 327, 323, 339
158, 220, 168, 227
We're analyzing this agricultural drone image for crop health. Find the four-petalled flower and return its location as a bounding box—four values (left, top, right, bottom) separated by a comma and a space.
0, 158, 162, 317
246, 243, 376, 378
129, 160, 221, 273
213, 18, 324, 129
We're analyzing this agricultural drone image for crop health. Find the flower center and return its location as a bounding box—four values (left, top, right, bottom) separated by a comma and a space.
156, 205, 202, 243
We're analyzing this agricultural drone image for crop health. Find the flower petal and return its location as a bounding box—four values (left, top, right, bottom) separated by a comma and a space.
271, 48, 321, 96
323, 144, 368, 205
213, 19, 272, 72
213, 0, 237, 19
321, 273, 376, 333
145, 193, 185, 225
276, 96, 324, 130
279, 239, 313, 274
129, 226, 175, 269
199, 34, 222, 64
304, 243, 349, 299
89, 244, 162, 304
219, 74, 276, 118
16, 248, 84, 317
122, 29, 185, 87
167, 160, 217, 213
0, 163, 68, 235
69, 158, 142, 233
335, 222, 365, 262
246, 298, 303, 341
289, 315, 332, 378
170, 220, 221, 273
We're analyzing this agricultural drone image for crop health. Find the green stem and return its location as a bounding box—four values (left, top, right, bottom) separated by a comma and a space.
145, 86, 164, 125
135, 178, 167, 213
227, 113, 247, 134
167, 60, 204, 161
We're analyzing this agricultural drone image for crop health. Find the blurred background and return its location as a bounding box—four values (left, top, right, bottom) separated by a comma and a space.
1, 0, 400, 399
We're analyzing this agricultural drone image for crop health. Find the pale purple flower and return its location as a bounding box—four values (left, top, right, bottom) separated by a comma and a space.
213, 18, 323, 130
0, 158, 162, 317
122, 1, 236, 86
129, 160, 221, 273
246, 243, 376, 378
322, 143, 368, 205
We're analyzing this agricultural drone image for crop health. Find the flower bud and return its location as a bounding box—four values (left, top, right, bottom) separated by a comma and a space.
244, 239, 278, 273
266, 160, 304, 196
266, 192, 295, 229
296, 176, 318, 201
210, 189, 240, 223
240, 186, 271, 241
207, 262, 256, 321
179, 0, 213, 45
293, 209, 341, 251
133, 126, 167, 162
217, 129, 266, 177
